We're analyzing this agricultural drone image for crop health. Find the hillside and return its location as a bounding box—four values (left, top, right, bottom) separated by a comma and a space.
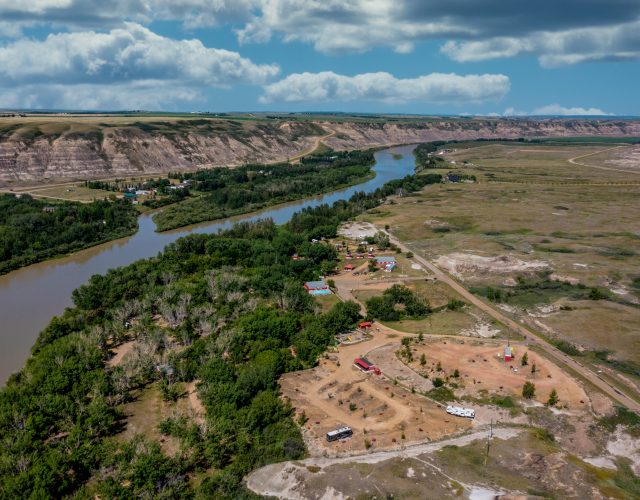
1, 116, 640, 185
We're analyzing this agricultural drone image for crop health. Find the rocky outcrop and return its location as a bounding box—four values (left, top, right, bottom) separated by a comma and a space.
1, 117, 639, 184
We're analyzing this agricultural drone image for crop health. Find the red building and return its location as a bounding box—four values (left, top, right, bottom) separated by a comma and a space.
344, 264, 355, 271
354, 358, 374, 371
504, 345, 514, 362
359, 321, 372, 329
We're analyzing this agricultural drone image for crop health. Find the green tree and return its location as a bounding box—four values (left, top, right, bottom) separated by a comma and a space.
547, 388, 559, 406
521, 352, 529, 366
522, 381, 536, 399
420, 353, 427, 366
531, 363, 537, 374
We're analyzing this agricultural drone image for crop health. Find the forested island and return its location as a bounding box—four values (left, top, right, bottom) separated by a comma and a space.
0, 195, 138, 274
0, 163, 442, 497
153, 149, 376, 231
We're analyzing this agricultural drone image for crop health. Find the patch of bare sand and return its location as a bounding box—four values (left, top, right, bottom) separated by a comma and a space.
603, 144, 640, 172
338, 221, 378, 240
434, 253, 548, 279
186, 380, 205, 425
460, 321, 500, 338
606, 426, 640, 474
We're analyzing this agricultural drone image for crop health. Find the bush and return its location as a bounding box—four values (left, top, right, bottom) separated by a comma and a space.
522, 381, 536, 399
426, 386, 455, 403
546, 389, 558, 406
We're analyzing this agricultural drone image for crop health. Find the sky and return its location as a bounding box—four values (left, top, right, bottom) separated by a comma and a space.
0, 1, 639, 115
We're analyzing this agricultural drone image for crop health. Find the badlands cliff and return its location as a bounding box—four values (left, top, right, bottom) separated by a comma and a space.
1, 116, 639, 185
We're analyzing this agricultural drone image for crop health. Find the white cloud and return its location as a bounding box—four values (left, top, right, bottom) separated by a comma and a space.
0, 82, 202, 110
441, 20, 640, 67
0, 23, 278, 86
260, 71, 510, 104
501, 104, 612, 116
0, 23, 279, 110
2, 1, 640, 67
532, 104, 612, 116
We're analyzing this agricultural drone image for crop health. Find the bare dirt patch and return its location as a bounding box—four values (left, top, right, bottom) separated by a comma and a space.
107, 340, 136, 367
434, 253, 548, 280
338, 221, 378, 240
406, 338, 588, 409
281, 330, 472, 456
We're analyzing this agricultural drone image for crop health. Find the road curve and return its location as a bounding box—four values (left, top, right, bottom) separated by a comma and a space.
382, 230, 640, 414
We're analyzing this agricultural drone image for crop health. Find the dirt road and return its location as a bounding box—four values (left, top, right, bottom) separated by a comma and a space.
567, 145, 640, 174
382, 230, 640, 413
287, 127, 336, 163
245, 427, 522, 498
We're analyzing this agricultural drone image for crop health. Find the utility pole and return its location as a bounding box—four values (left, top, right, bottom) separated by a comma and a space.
484, 419, 493, 466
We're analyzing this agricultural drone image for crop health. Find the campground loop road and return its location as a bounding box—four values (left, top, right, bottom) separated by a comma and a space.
381, 230, 640, 414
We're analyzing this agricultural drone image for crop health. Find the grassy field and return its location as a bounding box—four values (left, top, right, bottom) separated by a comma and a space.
28, 185, 116, 202
363, 141, 640, 382
314, 293, 341, 313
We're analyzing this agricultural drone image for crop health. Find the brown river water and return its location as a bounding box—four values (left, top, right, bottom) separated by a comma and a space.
0, 146, 416, 384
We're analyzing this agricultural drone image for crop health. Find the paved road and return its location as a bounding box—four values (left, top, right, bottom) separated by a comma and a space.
382, 231, 640, 414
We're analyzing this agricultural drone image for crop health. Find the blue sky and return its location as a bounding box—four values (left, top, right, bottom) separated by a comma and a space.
0, 1, 639, 115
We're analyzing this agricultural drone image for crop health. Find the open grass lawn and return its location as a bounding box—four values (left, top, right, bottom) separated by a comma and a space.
30, 184, 116, 202
409, 279, 468, 309
314, 293, 341, 313
385, 309, 477, 336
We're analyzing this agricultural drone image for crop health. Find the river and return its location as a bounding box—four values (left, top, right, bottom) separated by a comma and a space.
0, 145, 416, 384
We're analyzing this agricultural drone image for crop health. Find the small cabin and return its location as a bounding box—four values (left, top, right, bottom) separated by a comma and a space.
304, 280, 332, 295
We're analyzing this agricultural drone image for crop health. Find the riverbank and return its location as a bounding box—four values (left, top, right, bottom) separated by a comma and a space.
0, 146, 418, 384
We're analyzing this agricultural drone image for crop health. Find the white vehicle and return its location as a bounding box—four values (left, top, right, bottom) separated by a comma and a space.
326, 426, 353, 442
445, 405, 475, 419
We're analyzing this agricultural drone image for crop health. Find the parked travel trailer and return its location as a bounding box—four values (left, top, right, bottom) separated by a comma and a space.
446, 405, 475, 419
326, 426, 353, 442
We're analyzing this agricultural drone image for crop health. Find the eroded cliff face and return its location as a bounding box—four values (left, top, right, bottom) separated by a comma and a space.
0, 119, 329, 185
324, 119, 640, 150
1, 117, 639, 185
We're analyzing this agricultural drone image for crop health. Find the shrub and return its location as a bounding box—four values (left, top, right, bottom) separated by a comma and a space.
522, 381, 536, 399
546, 389, 558, 407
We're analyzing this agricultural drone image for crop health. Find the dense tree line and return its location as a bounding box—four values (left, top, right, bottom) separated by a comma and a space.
0, 163, 442, 497
0, 194, 138, 274
413, 142, 448, 171
365, 284, 431, 321
153, 151, 375, 231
